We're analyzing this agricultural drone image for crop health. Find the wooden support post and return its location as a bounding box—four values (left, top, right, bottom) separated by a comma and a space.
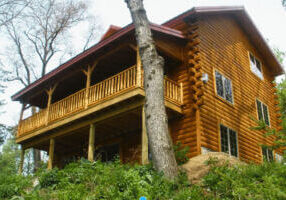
141, 106, 148, 164
180, 82, 183, 104
17, 103, 26, 136
47, 138, 55, 170
83, 61, 98, 108
88, 123, 95, 162
196, 110, 202, 155
18, 146, 25, 174
45, 85, 57, 125
136, 47, 142, 87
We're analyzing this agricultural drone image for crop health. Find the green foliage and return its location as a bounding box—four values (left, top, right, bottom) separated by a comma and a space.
0, 174, 31, 199
173, 142, 190, 165
203, 161, 286, 200
1, 159, 286, 199
25, 159, 207, 200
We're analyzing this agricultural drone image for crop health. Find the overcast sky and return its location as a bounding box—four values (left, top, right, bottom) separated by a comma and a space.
1, 0, 286, 126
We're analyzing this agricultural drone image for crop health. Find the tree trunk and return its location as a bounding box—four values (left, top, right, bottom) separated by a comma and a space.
32, 106, 41, 172
125, 0, 178, 179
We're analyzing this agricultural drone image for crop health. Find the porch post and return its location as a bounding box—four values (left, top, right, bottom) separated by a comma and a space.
141, 106, 149, 164
18, 146, 25, 174
83, 61, 97, 108
47, 138, 55, 170
45, 86, 56, 125
17, 103, 26, 136
136, 47, 142, 87
88, 123, 95, 162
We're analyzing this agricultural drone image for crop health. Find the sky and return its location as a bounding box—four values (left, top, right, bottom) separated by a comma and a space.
1, 0, 286, 126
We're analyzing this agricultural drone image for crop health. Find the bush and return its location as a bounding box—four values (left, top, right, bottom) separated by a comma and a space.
0, 173, 31, 199
203, 161, 286, 200
26, 159, 206, 200
173, 142, 190, 165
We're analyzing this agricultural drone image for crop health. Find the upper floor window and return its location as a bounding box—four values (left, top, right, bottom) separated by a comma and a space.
256, 99, 270, 126
249, 52, 263, 79
220, 124, 238, 157
215, 70, 233, 104
262, 147, 273, 162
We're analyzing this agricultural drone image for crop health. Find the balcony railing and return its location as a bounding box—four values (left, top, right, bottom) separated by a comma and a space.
18, 65, 183, 137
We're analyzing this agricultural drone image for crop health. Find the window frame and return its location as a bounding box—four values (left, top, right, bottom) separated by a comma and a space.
256, 99, 271, 127
214, 69, 234, 105
219, 124, 239, 157
248, 52, 264, 80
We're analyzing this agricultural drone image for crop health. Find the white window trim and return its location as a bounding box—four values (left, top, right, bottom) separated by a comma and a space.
220, 124, 239, 157
248, 51, 264, 80
256, 98, 271, 127
214, 70, 234, 104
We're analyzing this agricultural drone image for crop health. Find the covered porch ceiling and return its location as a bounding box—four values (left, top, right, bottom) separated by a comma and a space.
28, 106, 180, 154
12, 24, 187, 105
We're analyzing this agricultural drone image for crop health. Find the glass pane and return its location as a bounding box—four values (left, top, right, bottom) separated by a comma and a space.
262, 147, 268, 160
224, 78, 233, 103
268, 149, 273, 161
255, 59, 262, 72
263, 104, 270, 126
256, 100, 263, 121
229, 129, 238, 157
215, 71, 224, 98
220, 125, 229, 154
250, 54, 263, 79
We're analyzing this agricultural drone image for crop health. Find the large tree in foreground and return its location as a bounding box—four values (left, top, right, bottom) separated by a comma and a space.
125, 0, 178, 179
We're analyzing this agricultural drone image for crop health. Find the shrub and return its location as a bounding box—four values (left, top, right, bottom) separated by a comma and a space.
173, 142, 190, 165
0, 173, 31, 199
203, 161, 286, 200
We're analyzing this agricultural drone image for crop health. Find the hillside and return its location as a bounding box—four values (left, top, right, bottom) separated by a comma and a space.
1, 155, 286, 200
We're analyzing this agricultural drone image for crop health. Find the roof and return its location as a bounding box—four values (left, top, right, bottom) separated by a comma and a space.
12, 6, 284, 102
11, 23, 185, 101
163, 6, 284, 76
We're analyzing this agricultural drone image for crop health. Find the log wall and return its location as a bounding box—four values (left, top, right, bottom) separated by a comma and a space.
197, 15, 280, 163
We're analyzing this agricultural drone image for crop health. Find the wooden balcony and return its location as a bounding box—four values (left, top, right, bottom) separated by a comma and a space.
17, 65, 183, 142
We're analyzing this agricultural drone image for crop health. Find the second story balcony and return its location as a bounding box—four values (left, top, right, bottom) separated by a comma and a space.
17, 64, 184, 142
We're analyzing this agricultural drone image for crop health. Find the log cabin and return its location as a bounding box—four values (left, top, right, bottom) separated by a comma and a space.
13, 6, 284, 171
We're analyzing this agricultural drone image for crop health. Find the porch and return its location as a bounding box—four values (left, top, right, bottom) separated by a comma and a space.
16, 63, 183, 143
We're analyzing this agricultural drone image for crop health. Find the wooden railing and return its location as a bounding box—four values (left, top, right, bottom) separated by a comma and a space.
18, 109, 47, 135
17, 65, 183, 137
49, 89, 85, 122
164, 77, 183, 105
88, 66, 137, 104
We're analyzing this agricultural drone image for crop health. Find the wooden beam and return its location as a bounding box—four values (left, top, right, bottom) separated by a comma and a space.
141, 106, 148, 165
195, 110, 202, 155
88, 123, 95, 162
17, 104, 26, 137
83, 61, 98, 108
45, 85, 57, 125
136, 47, 142, 87
47, 138, 55, 170
18, 146, 25, 174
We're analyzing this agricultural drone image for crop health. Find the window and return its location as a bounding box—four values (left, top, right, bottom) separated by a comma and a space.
256, 99, 270, 126
275, 153, 283, 163
220, 124, 238, 157
215, 71, 233, 103
262, 147, 273, 162
249, 52, 263, 79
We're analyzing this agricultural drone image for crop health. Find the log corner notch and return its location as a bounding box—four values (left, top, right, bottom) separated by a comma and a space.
184, 16, 204, 155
